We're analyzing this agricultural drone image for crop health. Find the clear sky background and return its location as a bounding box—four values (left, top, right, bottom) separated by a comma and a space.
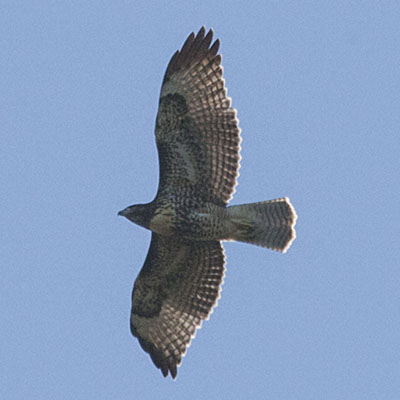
2, 1, 399, 399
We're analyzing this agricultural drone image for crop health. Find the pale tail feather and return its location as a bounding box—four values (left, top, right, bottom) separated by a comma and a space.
226, 197, 297, 252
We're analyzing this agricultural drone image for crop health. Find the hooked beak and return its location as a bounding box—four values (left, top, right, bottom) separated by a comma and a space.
118, 208, 127, 217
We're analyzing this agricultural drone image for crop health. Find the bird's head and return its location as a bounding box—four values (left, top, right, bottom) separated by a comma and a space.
118, 203, 153, 230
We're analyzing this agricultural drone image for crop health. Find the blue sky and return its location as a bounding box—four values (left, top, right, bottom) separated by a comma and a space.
2, 1, 399, 399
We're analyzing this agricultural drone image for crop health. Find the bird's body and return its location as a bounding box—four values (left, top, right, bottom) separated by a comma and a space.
119, 27, 297, 379
123, 199, 295, 247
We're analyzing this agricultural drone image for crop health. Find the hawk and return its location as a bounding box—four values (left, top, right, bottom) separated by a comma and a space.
119, 27, 297, 379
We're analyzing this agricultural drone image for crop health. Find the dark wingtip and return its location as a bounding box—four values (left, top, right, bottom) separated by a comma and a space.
198, 26, 206, 36
160, 364, 168, 378
162, 27, 220, 86
170, 364, 178, 379
138, 337, 179, 379
209, 38, 220, 57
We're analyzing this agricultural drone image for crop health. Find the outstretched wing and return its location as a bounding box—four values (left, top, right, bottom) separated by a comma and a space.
155, 27, 241, 207
130, 233, 225, 378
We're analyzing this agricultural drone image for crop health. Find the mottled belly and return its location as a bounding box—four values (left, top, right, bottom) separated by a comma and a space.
148, 205, 176, 235
180, 206, 229, 240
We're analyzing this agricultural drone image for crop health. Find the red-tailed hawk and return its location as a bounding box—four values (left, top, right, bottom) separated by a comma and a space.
119, 27, 297, 379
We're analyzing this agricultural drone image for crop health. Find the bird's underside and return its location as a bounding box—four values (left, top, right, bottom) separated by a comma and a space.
118, 27, 297, 379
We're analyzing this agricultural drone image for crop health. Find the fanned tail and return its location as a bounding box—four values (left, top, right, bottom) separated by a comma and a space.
227, 197, 297, 252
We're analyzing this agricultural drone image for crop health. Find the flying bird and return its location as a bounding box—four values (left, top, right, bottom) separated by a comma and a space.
119, 27, 297, 379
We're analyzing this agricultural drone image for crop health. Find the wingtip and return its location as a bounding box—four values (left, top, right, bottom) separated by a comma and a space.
170, 364, 178, 379
161, 365, 168, 378
209, 38, 220, 56
159, 360, 177, 379
197, 26, 206, 36
162, 27, 221, 86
